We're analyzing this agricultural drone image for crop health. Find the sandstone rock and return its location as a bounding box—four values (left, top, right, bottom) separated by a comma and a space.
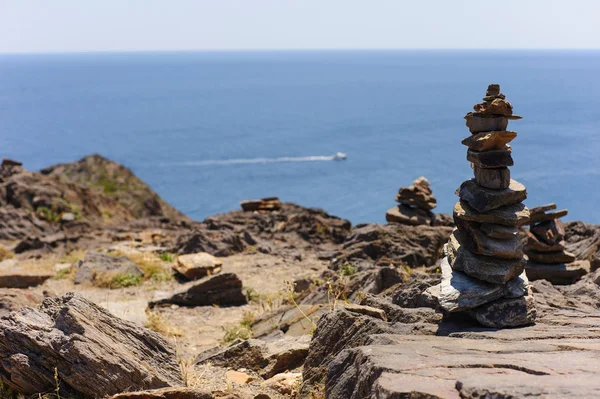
454, 221, 523, 259
0, 260, 53, 288
464, 114, 509, 133
467, 146, 514, 169
454, 200, 530, 227
385, 205, 431, 226
526, 260, 590, 285
0, 293, 184, 397
74, 251, 144, 285
173, 252, 222, 280
262, 372, 301, 395
457, 179, 527, 213
527, 230, 565, 252
472, 288, 536, 328
149, 273, 247, 308
225, 370, 254, 385
340, 303, 387, 321
531, 219, 565, 245
446, 231, 525, 284
474, 166, 510, 189
527, 250, 576, 264
196, 335, 310, 379
461, 131, 517, 151
440, 258, 528, 312
481, 222, 518, 239
109, 388, 212, 399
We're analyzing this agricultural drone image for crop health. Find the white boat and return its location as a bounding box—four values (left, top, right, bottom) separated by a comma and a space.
333, 152, 347, 160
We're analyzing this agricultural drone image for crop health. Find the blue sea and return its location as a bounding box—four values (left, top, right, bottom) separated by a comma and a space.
1, 51, 599, 224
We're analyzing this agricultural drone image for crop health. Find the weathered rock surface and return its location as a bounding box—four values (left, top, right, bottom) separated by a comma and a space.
454, 221, 523, 259
480, 222, 518, 239
474, 166, 510, 189
447, 231, 525, 284
196, 335, 310, 379
461, 130, 517, 151
439, 257, 529, 312
0, 293, 184, 397
385, 205, 431, 226
471, 287, 536, 327
464, 114, 509, 133
467, 146, 514, 168
0, 259, 54, 288
454, 200, 529, 227
173, 252, 222, 280
74, 251, 144, 284
0, 288, 45, 317
527, 230, 565, 252
526, 260, 590, 285
149, 273, 247, 307
457, 179, 527, 213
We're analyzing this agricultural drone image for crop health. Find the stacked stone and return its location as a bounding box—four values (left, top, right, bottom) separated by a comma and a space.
240, 197, 282, 212
385, 177, 437, 226
440, 84, 536, 328
524, 204, 590, 284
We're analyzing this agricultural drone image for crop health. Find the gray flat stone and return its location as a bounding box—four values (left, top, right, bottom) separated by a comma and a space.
474, 166, 510, 189
385, 205, 431, 226
455, 221, 523, 259
528, 250, 576, 264
461, 131, 517, 151
454, 200, 530, 227
457, 179, 527, 213
526, 260, 590, 285
471, 288, 536, 328
467, 146, 514, 169
481, 223, 518, 239
447, 231, 526, 284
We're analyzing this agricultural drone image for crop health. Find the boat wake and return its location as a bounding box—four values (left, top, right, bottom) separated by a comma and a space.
177, 155, 344, 166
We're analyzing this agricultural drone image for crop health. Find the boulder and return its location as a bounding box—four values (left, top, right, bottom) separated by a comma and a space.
474, 166, 510, 189
173, 252, 222, 280
454, 200, 530, 227
74, 251, 144, 285
467, 146, 514, 169
0, 293, 184, 397
526, 261, 590, 285
196, 335, 310, 379
149, 273, 247, 308
385, 205, 431, 226
446, 231, 525, 284
457, 179, 527, 213
461, 131, 517, 151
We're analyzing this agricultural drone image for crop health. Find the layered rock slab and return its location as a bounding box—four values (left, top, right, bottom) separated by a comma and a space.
457, 179, 527, 213
0, 293, 184, 397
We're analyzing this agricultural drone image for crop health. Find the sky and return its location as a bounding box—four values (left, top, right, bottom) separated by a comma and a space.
1, 0, 599, 53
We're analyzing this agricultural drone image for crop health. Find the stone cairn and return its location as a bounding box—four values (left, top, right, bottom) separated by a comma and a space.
240, 197, 282, 212
386, 177, 437, 226
524, 204, 590, 284
439, 84, 536, 328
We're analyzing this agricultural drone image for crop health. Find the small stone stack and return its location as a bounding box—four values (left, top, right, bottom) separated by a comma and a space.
440, 84, 536, 328
240, 197, 282, 212
386, 177, 437, 226
524, 204, 590, 284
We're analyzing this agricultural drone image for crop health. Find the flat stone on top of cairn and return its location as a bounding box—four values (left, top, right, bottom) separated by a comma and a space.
439, 84, 536, 328
524, 204, 589, 285
386, 177, 437, 226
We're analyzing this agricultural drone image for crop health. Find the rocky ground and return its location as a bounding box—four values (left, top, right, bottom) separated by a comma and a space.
0, 155, 599, 399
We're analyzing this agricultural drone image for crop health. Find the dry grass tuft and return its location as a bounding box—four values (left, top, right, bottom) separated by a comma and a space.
145, 309, 183, 337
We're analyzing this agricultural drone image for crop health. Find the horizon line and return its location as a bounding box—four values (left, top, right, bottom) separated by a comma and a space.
2, 48, 600, 56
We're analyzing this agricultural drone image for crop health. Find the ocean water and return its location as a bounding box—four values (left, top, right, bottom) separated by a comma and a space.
1, 50, 599, 224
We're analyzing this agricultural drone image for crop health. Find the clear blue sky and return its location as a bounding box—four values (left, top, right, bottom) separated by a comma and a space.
1, 0, 599, 53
